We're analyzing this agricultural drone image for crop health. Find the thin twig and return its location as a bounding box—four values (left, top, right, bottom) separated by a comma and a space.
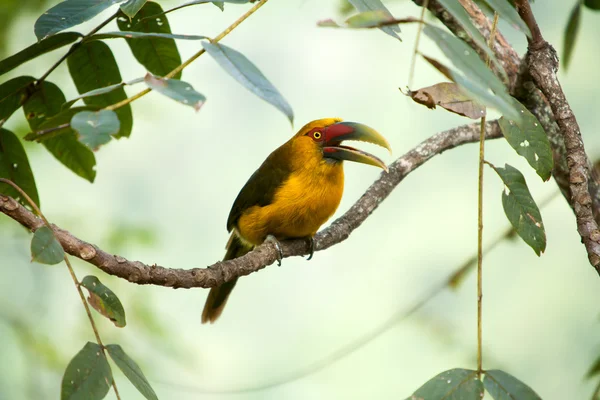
105, 0, 270, 112
408, 0, 428, 88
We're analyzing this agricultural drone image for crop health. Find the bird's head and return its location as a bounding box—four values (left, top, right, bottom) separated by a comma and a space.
292, 118, 392, 171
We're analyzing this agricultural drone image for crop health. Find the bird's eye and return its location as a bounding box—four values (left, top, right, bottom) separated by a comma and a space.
313, 131, 322, 140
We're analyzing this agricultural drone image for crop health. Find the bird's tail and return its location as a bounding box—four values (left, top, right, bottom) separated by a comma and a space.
201, 234, 253, 323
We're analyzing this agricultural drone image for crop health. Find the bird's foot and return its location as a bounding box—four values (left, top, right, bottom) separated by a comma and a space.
305, 237, 315, 261
266, 235, 283, 266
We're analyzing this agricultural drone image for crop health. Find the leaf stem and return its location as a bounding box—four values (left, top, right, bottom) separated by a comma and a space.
477, 12, 499, 377
408, 0, 428, 88
0, 178, 121, 400
105, 0, 270, 112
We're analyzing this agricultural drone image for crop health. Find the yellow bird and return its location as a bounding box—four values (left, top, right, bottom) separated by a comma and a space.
202, 118, 391, 323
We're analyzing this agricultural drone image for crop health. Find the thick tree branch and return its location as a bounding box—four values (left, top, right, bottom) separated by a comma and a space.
0, 122, 501, 289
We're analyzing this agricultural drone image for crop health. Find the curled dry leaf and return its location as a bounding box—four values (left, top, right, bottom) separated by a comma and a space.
406, 82, 486, 119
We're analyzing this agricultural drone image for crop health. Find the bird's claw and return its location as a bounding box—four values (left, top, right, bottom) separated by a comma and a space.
266, 235, 283, 266
306, 237, 315, 261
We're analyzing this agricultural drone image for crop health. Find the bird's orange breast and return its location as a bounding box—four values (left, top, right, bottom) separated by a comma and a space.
236, 157, 344, 246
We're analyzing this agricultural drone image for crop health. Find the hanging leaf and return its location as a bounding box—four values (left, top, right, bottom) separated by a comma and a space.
406, 82, 486, 119
484, 370, 542, 400
585, 0, 600, 10
67, 41, 133, 138
491, 163, 546, 255
31, 226, 64, 265
120, 0, 147, 18
35, 0, 126, 41
144, 73, 206, 111
498, 99, 553, 181
0, 76, 35, 121
61, 342, 112, 400
91, 31, 208, 40
71, 110, 120, 150
436, 0, 505, 78
0, 33, 82, 76
484, 0, 532, 37
106, 345, 158, 399
80, 276, 126, 327
348, 0, 401, 40
407, 368, 484, 400
0, 129, 40, 207
25, 107, 97, 182
203, 41, 294, 122
63, 78, 145, 108
563, 2, 581, 70
117, 2, 182, 79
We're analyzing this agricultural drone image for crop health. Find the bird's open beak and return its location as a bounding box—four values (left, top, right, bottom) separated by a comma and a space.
322, 122, 392, 171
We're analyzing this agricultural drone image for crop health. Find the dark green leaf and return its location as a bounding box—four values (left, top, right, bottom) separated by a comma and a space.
64, 78, 144, 107
563, 3, 581, 70
120, 0, 147, 18
35, 0, 126, 41
91, 31, 208, 40
0, 76, 35, 121
26, 107, 97, 142
202, 41, 294, 122
67, 41, 133, 138
117, 2, 182, 79
158, 0, 251, 18
483, 0, 532, 37
61, 342, 112, 400
144, 73, 206, 110
23, 81, 66, 130
106, 345, 157, 399
407, 368, 483, 400
348, 0, 401, 40
0, 129, 40, 207
436, 0, 505, 78
585, 0, 600, 10
484, 369, 542, 400
31, 226, 64, 265
422, 26, 520, 122
81, 276, 126, 327
71, 110, 120, 149
26, 107, 97, 182
492, 163, 546, 255
587, 354, 600, 379
0, 33, 82, 76
498, 99, 553, 181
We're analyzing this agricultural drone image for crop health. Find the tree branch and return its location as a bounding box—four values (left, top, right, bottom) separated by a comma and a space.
0, 121, 502, 289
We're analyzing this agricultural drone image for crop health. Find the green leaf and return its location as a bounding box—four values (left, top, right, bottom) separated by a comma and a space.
483, 0, 532, 37
587, 354, 600, 379
202, 41, 294, 122
31, 226, 64, 265
144, 73, 206, 111
492, 163, 546, 255
345, 10, 396, 28
407, 368, 484, 400
158, 0, 251, 17
585, 0, 600, 10
80, 276, 126, 327
23, 81, 67, 130
71, 110, 120, 150
484, 370, 542, 400
0, 33, 82, 76
91, 31, 208, 40
64, 77, 144, 107
0, 76, 35, 121
26, 107, 97, 182
498, 99, 553, 181
67, 40, 133, 138
117, 2, 182, 79
106, 344, 158, 399
61, 342, 112, 400
348, 0, 401, 40
563, 3, 581, 70
0, 129, 40, 207
35, 0, 126, 41
422, 26, 520, 122
436, 0, 505, 79
120, 0, 147, 18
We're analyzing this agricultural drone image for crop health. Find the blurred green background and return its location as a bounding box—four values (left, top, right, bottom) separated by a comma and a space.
1, 0, 600, 399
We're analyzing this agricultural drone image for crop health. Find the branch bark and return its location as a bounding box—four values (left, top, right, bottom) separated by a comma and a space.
0, 121, 502, 289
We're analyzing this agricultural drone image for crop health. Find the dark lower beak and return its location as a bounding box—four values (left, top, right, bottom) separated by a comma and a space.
322, 122, 391, 171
